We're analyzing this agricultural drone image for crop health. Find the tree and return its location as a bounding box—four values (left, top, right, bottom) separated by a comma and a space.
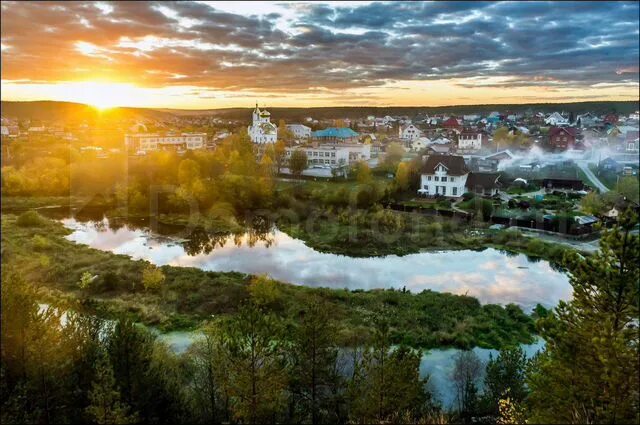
452, 350, 483, 423
219, 303, 287, 423
289, 301, 341, 425
527, 209, 639, 424
177, 159, 201, 187
289, 150, 308, 178
278, 120, 294, 144
273, 140, 287, 174
142, 265, 165, 291
616, 176, 639, 203
395, 162, 410, 191
86, 353, 136, 424
353, 161, 372, 184
384, 143, 405, 169
581, 191, 605, 215
349, 315, 431, 422
483, 346, 528, 416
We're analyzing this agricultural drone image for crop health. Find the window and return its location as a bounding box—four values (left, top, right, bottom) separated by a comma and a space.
450, 177, 455, 182
441, 177, 447, 182
423, 184, 428, 190
427, 176, 432, 181
452, 187, 457, 196
434, 176, 439, 182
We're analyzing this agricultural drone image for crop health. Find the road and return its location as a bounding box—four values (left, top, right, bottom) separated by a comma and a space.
576, 161, 609, 193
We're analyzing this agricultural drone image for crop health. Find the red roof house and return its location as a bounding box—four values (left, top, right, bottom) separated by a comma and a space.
548, 127, 577, 150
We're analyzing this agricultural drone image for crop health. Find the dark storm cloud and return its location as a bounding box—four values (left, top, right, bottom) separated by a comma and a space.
1, 1, 638, 92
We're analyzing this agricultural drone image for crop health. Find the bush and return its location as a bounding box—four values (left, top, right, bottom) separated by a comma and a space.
142, 265, 165, 291
16, 211, 44, 227
31, 234, 51, 251
462, 192, 475, 201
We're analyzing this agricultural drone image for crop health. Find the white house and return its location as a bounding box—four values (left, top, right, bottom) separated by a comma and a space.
545, 112, 569, 126
285, 143, 370, 168
248, 104, 277, 144
286, 124, 312, 140
418, 154, 469, 198
124, 133, 207, 152
411, 137, 431, 151
1, 126, 8, 136
457, 131, 484, 152
399, 124, 422, 140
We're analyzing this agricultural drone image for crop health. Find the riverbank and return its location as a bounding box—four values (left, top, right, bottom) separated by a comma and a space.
2, 212, 540, 350
2, 195, 584, 266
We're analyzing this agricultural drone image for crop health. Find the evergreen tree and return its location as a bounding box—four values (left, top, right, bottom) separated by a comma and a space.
349, 315, 430, 422
527, 209, 640, 424
86, 353, 136, 424
289, 301, 341, 424
483, 346, 528, 416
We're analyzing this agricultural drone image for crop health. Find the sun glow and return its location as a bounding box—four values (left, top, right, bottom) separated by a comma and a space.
65, 81, 140, 109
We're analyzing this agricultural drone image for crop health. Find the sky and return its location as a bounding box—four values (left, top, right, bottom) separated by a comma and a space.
1, 1, 639, 109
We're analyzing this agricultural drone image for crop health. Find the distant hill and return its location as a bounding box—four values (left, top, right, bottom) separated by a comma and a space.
2, 100, 638, 123
168, 101, 639, 121
1, 101, 175, 122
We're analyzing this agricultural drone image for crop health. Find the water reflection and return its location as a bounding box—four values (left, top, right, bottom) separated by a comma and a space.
59, 214, 572, 311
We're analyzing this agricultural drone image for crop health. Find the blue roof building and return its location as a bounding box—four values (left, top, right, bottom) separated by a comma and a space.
312, 127, 359, 142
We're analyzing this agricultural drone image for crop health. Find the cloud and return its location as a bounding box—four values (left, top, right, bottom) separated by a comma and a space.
1, 0, 638, 97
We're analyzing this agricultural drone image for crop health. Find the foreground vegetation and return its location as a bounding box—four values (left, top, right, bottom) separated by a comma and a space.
2, 210, 637, 424
2, 212, 538, 349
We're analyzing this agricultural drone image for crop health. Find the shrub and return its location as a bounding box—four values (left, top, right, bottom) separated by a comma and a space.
16, 211, 44, 227
31, 234, 51, 250
142, 264, 165, 291
78, 271, 94, 289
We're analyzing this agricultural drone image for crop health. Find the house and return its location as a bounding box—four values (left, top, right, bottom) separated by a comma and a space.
603, 113, 619, 125
418, 154, 469, 198
285, 143, 370, 168
248, 104, 277, 144
286, 124, 312, 140
425, 144, 452, 155
577, 112, 599, 128
457, 130, 485, 152
312, 127, 359, 143
545, 112, 569, 126
442, 117, 462, 131
399, 124, 423, 141
548, 127, 577, 150
466, 172, 502, 196
411, 137, 431, 152
598, 157, 623, 173
542, 178, 585, 191
625, 131, 639, 153
124, 133, 207, 152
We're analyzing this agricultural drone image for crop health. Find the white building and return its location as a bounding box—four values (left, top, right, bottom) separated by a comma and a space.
248, 104, 277, 144
286, 124, 312, 140
1, 126, 8, 136
418, 154, 469, 198
457, 131, 484, 152
124, 133, 207, 152
286, 143, 371, 168
545, 112, 569, 126
399, 124, 423, 140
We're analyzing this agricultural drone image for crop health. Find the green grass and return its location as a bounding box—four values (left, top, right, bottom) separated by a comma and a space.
2, 212, 547, 350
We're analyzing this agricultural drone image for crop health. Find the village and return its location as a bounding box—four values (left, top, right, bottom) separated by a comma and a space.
3, 103, 638, 243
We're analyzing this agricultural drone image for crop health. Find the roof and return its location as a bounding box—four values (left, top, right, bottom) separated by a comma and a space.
442, 117, 461, 127
466, 172, 502, 189
312, 127, 359, 138
421, 154, 469, 175
549, 126, 577, 138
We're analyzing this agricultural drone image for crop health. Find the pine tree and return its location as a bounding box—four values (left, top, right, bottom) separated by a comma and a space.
527, 209, 640, 423
86, 353, 136, 425
289, 301, 340, 424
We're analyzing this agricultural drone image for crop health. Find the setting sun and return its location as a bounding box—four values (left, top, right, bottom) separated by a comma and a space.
64, 81, 139, 109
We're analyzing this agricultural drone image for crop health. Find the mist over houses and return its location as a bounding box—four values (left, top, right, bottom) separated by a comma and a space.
2, 102, 639, 233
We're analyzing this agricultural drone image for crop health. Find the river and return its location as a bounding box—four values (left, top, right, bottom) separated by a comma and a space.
59, 215, 571, 311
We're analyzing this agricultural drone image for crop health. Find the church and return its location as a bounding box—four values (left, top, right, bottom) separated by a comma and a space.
248, 104, 277, 144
